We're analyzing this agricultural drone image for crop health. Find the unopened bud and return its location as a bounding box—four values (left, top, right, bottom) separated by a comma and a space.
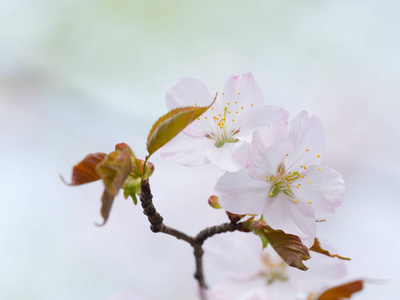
208, 195, 222, 209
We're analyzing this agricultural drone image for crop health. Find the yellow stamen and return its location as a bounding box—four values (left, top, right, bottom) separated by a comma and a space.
308, 201, 312, 204
294, 199, 298, 203
306, 149, 309, 152
317, 154, 320, 157
307, 181, 311, 183
269, 193, 273, 197
317, 168, 321, 170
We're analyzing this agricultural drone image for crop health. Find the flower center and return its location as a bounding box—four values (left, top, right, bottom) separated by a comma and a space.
197, 92, 254, 148
266, 149, 321, 204
259, 253, 288, 284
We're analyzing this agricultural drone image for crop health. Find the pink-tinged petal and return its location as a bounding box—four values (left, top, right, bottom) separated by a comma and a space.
293, 165, 345, 219
285, 111, 325, 171
204, 232, 264, 280
288, 251, 347, 294
166, 77, 217, 137
221, 73, 264, 108
246, 126, 292, 181
206, 142, 248, 172
215, 170, 270, 215
236, 105, 289, 143
263, 193, 316, 247
160, 132, 214, 166
166, 77, 214, 109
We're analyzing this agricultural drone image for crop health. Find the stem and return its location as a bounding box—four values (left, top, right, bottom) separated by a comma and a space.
196, 222, 243, 243
139, 179, 243, 299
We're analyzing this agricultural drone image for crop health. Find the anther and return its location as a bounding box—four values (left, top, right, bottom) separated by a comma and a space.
294, 199, 298, 203
307, 181, 311, 183
269, 192, 273, 197
317, 168, 321, 170
308, 201, 312, 204
306, 149, 309, 152
317, 154, 320, 157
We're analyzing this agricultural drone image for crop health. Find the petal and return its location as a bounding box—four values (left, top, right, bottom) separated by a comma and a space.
263, 193, 316, 247
285, 111, 325, 171
160, 132, 214, 166
215, 169, 270, 215
221, 73, 264, 108
166, 77, 214, 109
236, 105, 289, 143
288, 251, 347, 294
293, 165, 345, 219
205, 142, 248, 172
246, 126, 292, 181
204, 232, 264, 280
166, 77, 217, 137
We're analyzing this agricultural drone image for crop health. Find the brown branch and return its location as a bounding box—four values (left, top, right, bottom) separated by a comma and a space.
196, 222, 243, 244
139, 179, 243, 299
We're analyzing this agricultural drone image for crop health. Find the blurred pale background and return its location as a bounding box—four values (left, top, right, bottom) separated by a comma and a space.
1, 0, 399, 299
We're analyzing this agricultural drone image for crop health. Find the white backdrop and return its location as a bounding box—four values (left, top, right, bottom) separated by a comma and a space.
1, 1, 399, 299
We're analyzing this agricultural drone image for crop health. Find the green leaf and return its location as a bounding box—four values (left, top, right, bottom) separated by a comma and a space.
62, 152, 107, 185
146, 96, 216, 158
317, 280, 364, 299
95, 148, 132, 226
242, 219, 311, 271
123, 178, 142, 205
310, 238, 351, 261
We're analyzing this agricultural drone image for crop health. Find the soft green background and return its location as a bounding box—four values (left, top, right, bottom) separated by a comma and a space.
1, 1, 399, 299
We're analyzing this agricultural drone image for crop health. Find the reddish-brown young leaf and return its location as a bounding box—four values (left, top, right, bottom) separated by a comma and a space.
62, 153, 107, 185
310, 238, 351, 261
318, 280, 364, 300
241, 219, 311, 271
95, 148, 132, 226
146, 97, 216, 158
263, 224, 311, 271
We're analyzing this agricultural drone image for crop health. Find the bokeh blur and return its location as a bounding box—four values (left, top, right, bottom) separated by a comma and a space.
1, 1, 399, 299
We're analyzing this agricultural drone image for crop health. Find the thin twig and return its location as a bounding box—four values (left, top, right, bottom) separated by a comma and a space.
139, 179, 243, 299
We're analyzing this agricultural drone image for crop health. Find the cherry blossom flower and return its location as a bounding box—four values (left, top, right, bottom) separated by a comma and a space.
205, 232, 349, 300
160, 73, 289, 171
214, 112, 345, 247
